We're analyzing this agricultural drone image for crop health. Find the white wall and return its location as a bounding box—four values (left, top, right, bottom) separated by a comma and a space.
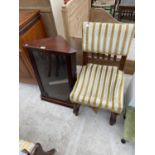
49, 0, 65, 38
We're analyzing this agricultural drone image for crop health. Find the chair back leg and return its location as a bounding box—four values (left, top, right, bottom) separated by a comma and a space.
73, 103, 81, 116
109, 112, 118, 125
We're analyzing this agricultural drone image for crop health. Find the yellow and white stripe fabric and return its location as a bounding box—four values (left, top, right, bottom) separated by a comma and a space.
70, 64, 124, 114
82, 22, 135, 56
19, 139, 35, 153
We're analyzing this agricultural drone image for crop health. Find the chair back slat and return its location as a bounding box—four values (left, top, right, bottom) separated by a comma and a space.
118, 6, 135, 21
114, 55, 117, 61
108, 54, 111, 60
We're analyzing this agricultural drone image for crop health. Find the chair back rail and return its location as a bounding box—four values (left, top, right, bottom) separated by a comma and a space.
118, 5, 135, 21
83, 52, 126, 71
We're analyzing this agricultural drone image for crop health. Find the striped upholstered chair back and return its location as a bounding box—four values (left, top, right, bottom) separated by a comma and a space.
82, 22, 135, 70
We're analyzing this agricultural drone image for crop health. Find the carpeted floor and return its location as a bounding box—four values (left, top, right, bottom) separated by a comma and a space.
19, 75, 134, 155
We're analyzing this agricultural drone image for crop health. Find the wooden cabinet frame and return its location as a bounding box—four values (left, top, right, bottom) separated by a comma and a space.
24, 36, 77, 108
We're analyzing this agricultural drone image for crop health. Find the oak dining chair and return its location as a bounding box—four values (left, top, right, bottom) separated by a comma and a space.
70, 22, 135, 125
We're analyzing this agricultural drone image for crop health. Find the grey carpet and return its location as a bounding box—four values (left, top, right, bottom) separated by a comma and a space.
19, 78, 134, 155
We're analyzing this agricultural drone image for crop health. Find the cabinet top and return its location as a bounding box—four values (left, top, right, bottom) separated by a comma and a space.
19, 10, 40, 30
24, 36, 77, 54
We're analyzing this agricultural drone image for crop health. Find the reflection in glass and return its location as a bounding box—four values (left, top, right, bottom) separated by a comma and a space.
32, 50, 70, 101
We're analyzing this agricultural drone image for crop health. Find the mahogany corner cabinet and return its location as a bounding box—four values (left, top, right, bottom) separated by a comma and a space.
24, 36, 77, 108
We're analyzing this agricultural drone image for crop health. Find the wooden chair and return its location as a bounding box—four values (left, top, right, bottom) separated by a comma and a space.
118, 5, 135, 21
19, 140, 56, 155
70, 22, 135, 125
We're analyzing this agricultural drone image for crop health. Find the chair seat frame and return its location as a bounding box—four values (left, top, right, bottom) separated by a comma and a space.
73, 51, 127, 125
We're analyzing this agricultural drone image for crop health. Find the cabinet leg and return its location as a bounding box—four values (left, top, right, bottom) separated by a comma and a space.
123, 108, 127, 119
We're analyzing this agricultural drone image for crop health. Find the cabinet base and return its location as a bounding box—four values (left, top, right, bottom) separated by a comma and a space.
41, 95, 74, 109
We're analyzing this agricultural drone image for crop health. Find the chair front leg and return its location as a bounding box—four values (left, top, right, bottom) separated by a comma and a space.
109, 112, 118, 125
73, 103, 80, 116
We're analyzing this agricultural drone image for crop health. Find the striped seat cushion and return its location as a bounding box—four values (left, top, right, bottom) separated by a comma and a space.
19, 140, 35, 153
70, 64, 124, 114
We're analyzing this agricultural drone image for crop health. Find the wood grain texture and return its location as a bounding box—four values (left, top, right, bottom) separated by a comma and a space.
20, 21, 47, 42
19, 10, 40, 29
25, 36, 76, 54
19, 0, 57, 37
19, 10, 47, 84
19, 48, 36, 84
